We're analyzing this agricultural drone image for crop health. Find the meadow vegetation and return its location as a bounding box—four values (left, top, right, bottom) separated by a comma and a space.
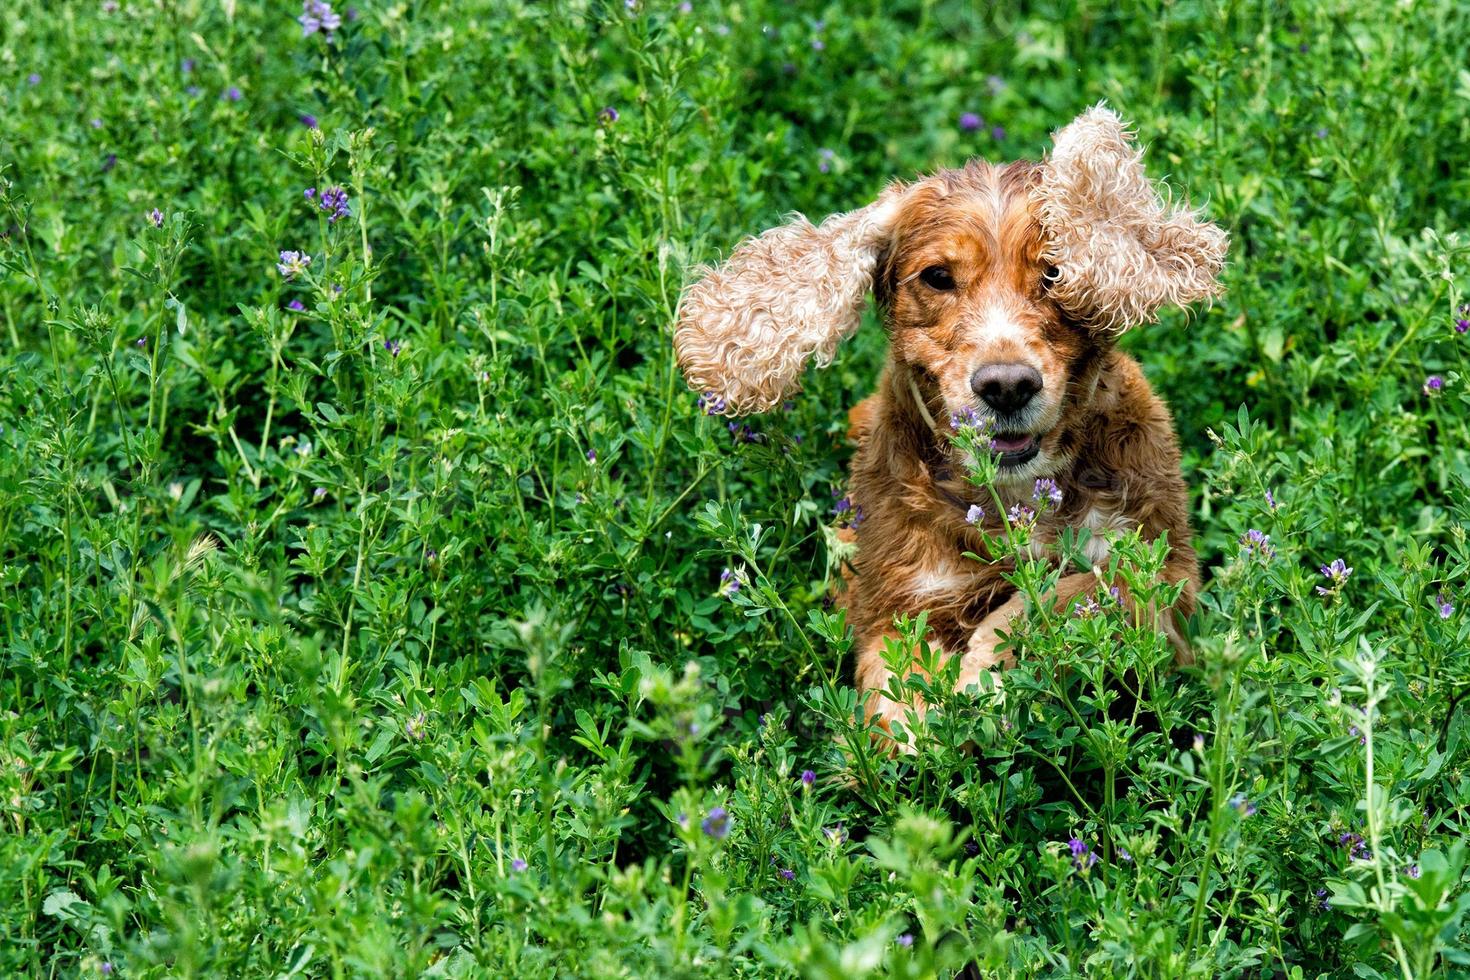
2, 0, 1470, 975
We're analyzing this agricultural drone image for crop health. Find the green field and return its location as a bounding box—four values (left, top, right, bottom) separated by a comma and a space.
3, 1, 1470, 976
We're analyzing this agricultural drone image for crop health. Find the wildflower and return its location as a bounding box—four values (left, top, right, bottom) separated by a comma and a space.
1074, 594, 1102, 619
991, 125, 1006, 141
599, 106, 619, 124
1456, 318, 1469, 334
313, 487, 327, 500
405, 711, 427, 742
817, 147, 835, 173
1406, 864, 1421, 879
679, 1, 692, 11
949, 406, 982, 430
1240, 528, 1275, 560
305, 185, 351, 223
701, 806, 730, 839
223, 86, 242, 101
965, 503, 985, 525
1437, 592, 1455, 619
824, 825, 847, 844
833, 494, 865, 529
1231, 793, 1257, 817
1067, 837, 1098, 870
136, 337, 147, 348
276, 250, 312, 280
299, 0, 342, 38
185, 85, 201, 97
300, 113, 319, 129
90, 118, 103, 129
779, 867, 796, 880
287, 298, 306, 312
1338, 831, 1371, 861
1033, 478, 1063, 507
1423, 374, 1444, 395
1193, 733, 1205, 752
1118, 847, 1133, 863
1316, 558, 1353, 596
148, 208, 164, 228
27, 73, 41, 86
102, 0, 119, 11
1265, 487, 1277, 511
959, 112, 984, 132
1315, 887, 1330, 911
896, 933, 914, 948
697, 391, 727, 415
986, 74, 1006, 94
182, 58, 195, 73
585, 449, 596, 464
964, 840, 979, 856
383, 338, 402, 357
1007, 503, 1036, 531
1314, 127, 1329, 139
100, 963, 114, 975
811, 38, 825, 51
800, 769, 815, 787
510, 857, 527, 873
719, 567, 742, 597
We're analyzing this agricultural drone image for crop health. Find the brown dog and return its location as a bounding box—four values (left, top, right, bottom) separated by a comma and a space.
674, 105, 1226, 742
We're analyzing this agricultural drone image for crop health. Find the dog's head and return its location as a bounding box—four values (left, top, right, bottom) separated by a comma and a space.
675, 104, 1227, 481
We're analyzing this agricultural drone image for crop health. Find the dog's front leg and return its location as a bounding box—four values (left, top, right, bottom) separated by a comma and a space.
956, 572, 1099, 693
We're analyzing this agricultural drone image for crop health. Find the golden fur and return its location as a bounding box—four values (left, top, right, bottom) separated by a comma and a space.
673, 105, 1226, 745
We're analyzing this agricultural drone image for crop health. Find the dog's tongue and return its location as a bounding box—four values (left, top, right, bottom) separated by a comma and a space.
991, 433, 1035, 453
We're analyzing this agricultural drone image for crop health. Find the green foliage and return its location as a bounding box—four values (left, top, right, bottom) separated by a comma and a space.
1, 0, 1469, 975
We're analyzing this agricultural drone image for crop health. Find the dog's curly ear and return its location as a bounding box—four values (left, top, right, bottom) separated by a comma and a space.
1037, 103, 1228, 334
674, 185, 907, 415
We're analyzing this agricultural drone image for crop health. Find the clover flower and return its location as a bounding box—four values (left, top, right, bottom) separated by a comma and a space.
817, 147, 835, 173
779, 867, 796, 880
726, 421, 764, 444
299, 0, 342, 38
276, 250, 312, 280
148, 208, 164, 228
27, 73, 41, 86
1338, 831, 1371, 861
959, 112, 983, 132
1316, 558, 1353, 596
1437, 592, 1455, 619
800, 769, 815, 787
1423, 374, 1444, 395
1033, 478, 1063, 507
701, 806, 730, 839
599, 106, 619, 124
1315, 887, 1330, 911
223, 86, 242, 101
965, 503, 985, 526
832, 494, 865, 529
304, 185, 351, 223
1067, 837, 1098, 870
382, 338, 402, 357
719, 567, 743, 598
288, 298, 306, 312
1455, 317, 1468, 335
510, 857, 528, 873
991, 125, 1006, 141
300, 113, 319, 129
949, 406, 983, 431
1265, 487, 1278, 511
405, 711, 427, 742
697, 391, 727, 415
1231, 793, 1257, 817
1240, 528, 1275, 560
896, 933, 914, 948
1007, 503, 1036, 531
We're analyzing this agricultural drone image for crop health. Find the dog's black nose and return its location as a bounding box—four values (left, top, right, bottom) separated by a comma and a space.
971, 363, 1042, 413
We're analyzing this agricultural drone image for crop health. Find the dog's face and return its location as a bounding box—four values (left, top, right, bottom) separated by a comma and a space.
674, 104, 1227, 442
879, 163, 1087, 481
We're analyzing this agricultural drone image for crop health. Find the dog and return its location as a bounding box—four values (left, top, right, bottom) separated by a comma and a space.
674, 105, 1226, 744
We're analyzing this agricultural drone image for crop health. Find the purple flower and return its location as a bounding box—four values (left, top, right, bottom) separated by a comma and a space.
276, 249, 312, 280
1033, 478, 1063, 507
1118, 847, 1133, 863
313, 487, 327, 499
1007, 503, 1036, 531
990, 125, 1006, 141
779, 867, 796, 880
223, 86, 242, 102
719, 567, 742, 597
586, 449, 597, 463
305, 185, 351, 223
1406, 864, 1421, 879
701, 806, 730, 839
679, 1, 692, 11
896, 933, 914, 948
287, 298, 306, 312
510, 857, 527, 873
1265, 487, 1278, 511
1315, 887, 1330, 911
1316, 558, 1353, 596
1437, 592, 1455, 619
800, 769, 815, 787
599, 106, 619, 124
102, 0, 119, 11
26, 73, 40, 86
181, 58, 195, 73
817, 147, 835, 173
1231, 793, 1257, 817
1067, 837, 1098, 870
405, 711, 427, 742
811, 38, 825, 51
1423, 374, 1444, 395
1314, 127, 1329, 139
300, 113, 319, 129
965, 503, 985, 525
1456, 318, 1469, 334
697, 391, 727, 415
148, 208, 164, 228
986, 74, 1006, 95
185, 85, 201, 97
959, 111, 983, 132
90, 118, 103, 129
136, 337, 147, 348
949, 406, 986, 432
383, 338, 402, 357
832, 494, 864, 529
1240, 528, 1275, 560
299, 0, 342, 38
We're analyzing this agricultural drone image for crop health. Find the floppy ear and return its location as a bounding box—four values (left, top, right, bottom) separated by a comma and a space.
1036, 103, 1228, 334
674, 186, 906, 415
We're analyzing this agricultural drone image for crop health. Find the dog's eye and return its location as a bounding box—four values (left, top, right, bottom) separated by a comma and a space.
1040, 264, 1061, 292
918, 266, 955, 291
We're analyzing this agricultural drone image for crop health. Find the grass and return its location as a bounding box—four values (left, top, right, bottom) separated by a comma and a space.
2, 0, 1470, 976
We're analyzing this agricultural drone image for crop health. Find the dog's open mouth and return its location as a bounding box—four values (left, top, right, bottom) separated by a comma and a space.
991, 432, 1042, 467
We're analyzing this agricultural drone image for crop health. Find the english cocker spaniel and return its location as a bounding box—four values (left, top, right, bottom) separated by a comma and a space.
675, 105, 1227, 744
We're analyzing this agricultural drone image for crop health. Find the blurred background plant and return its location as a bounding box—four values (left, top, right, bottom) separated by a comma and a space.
1, 0, 1469, 975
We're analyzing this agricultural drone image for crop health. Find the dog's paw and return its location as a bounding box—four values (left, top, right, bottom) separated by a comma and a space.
956, 626, 1015, 697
